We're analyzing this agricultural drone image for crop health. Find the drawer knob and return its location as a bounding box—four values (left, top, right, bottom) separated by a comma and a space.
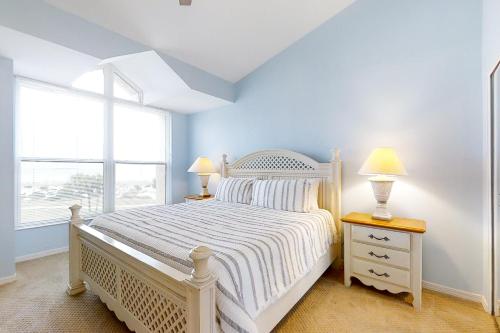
368, 251, 390, 259
368, 234, 390, 241
368, 269, 390, 278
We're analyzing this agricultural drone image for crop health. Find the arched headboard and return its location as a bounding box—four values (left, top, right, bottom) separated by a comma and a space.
221, 149, 342, 239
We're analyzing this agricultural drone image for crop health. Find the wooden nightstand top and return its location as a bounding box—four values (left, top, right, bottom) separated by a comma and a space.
341, 212, 426, 233
184, 194, 215, 201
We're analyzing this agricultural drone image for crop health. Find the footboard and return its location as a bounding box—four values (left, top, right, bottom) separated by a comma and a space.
66, 205, 217, 333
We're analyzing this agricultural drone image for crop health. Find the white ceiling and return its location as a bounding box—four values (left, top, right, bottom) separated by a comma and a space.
44, 0, 355, 82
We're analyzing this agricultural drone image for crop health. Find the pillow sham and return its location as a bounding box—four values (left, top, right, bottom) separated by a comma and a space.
215, 177, 253, 204
251, 178, 320, 213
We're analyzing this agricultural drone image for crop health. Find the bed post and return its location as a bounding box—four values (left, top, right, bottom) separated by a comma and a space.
331, 149, 341, 227
67, 204, 86, 296
185, 246, 217, 333
221, 153, 228, 178
331, 149, 342, 263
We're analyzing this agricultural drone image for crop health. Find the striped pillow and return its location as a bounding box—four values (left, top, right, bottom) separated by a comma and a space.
251, 178, 320, 213
215, 177, 254, 204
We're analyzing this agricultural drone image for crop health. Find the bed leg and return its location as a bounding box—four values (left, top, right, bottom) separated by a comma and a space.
185, 246, 217, 333
67, 204, 86, 296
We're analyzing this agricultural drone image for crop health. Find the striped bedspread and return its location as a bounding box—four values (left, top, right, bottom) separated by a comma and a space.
89, 200, 337, 333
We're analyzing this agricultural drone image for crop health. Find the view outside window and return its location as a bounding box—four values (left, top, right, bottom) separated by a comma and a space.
20, 162, 103, 224
115, 164, 165, 210
16, 68, 168, 228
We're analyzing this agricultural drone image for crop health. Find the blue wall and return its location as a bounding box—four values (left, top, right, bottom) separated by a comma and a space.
0, 57, 15, 278
189, 0, 483, 293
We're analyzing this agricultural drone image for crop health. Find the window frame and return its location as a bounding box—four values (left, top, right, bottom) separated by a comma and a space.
112, 69, 143, 104
14, 65, 172, 230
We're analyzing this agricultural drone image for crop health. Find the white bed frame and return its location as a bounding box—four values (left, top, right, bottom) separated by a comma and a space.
67, 149, 342, 333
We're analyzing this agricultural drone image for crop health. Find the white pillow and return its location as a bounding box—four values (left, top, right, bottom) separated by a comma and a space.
215, 177, 253, 204
251, 178, 320, 213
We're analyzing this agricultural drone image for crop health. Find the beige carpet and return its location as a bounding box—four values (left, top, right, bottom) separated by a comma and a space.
0, 253, 497, 333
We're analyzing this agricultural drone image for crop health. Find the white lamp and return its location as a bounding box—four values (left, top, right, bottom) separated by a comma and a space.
359, 147, 407, 221
188, 157, 216, 197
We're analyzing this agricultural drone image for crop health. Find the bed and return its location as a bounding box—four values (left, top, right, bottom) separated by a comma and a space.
66, 149, 342, 333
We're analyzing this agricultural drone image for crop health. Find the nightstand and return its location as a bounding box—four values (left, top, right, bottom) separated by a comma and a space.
184, 194, 215, 203
342, 212, 426, 310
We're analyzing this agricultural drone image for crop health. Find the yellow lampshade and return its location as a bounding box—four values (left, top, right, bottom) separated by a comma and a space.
358, 147, 407, 176
188, 157, 216, 175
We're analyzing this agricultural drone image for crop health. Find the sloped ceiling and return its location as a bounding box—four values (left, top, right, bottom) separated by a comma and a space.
102, 51, 232, 112
44, 0, 355, 82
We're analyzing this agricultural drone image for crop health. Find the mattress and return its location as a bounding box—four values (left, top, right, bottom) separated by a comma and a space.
89, 200, 337, 333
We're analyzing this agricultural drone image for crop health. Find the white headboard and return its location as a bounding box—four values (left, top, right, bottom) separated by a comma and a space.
221, 149, 342, 236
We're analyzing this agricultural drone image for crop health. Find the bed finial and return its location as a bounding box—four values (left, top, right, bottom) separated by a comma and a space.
221, 153, 228, 177
67, 204, 86, 296
331, 148, 340, 162
69, 204, 83, 225
189, 246, 213, 284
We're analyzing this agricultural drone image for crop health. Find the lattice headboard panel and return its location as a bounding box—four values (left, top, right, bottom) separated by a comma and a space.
235, 154, 315, 171
221, 149, 342, 234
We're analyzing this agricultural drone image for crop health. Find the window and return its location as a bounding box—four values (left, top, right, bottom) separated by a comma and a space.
71, 69, 104, 94
113, 104, 167, 210
16, 66, 170, 229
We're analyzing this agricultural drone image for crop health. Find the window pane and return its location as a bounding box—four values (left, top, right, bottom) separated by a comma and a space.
20, 162, 103, 225
18, 83, 104, 159
114, 104, 166, 162
72, 69, 104, 94
113, 73, 140, 102
115, 163, 166, 210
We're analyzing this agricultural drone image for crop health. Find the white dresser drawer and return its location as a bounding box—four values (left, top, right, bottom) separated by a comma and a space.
351, 242, 410, 268
352, 258, 410, 288
352, 225, 410, 250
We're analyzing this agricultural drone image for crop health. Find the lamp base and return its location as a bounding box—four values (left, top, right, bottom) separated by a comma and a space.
199, 174, 211, 197
369, 177, 395, 221
373, 202, 392, 221
199, 187, 210, 197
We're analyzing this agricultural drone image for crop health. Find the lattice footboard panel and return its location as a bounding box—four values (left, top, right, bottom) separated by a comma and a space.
80, 242, 188, 333
121, 270, 188, 333
81, 242, 117, 298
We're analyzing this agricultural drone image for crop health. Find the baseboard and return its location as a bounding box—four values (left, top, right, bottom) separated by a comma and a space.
15, 246, 68, 263
422, 280, 483, 304
0, 274, 16, 286
483, 296, 491, 314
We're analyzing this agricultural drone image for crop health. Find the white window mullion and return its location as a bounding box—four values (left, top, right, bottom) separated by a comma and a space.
14, 79, 21, 228
103, 65, 115, 213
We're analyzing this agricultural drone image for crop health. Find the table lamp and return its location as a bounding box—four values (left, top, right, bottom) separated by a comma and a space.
359, 147, 407, 221
188, 157, 216, 197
